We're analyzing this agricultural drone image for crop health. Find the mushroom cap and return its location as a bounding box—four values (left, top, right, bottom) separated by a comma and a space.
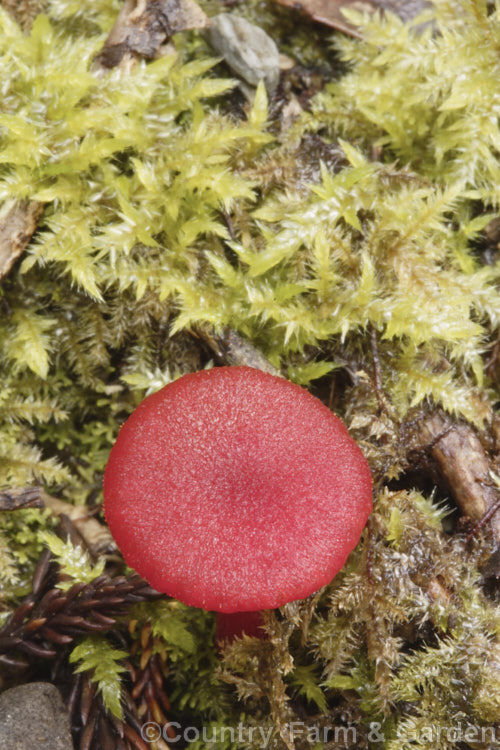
104, 366, 372, 612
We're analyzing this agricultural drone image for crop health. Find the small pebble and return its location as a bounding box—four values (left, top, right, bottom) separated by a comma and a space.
0, 682, 74, 750
207, 14, 280, 92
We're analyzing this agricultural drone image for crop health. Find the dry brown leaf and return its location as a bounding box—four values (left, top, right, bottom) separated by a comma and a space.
275, 0, 431, 37
95, 0, 209, 70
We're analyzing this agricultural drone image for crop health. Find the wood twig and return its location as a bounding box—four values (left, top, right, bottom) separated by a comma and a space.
465, 496, 500, 544
0, 486, 44, 511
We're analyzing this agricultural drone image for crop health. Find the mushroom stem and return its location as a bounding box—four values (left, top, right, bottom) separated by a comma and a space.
215, 610, 265, 643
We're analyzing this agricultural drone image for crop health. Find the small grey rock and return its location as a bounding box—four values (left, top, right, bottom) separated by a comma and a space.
0, 682, 74, 750
207, 14, 280, 92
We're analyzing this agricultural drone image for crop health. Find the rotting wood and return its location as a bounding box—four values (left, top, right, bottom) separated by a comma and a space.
94, 0, 209, 71
0, 200, 44, 282
419, 412, 500, 542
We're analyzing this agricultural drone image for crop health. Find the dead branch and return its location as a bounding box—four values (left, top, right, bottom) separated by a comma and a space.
0, 486, 44, 511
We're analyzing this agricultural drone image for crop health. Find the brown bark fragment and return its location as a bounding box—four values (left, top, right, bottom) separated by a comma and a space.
419, 413, 500, 542
0, 200, 44, 281
95, 0, 209, 70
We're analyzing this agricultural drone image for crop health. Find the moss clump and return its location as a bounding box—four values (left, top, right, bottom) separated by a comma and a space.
1, 0, 500, 748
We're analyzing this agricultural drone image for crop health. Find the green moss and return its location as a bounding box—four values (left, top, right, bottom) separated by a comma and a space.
69, 635, 129, 719
0, 507, 55, 602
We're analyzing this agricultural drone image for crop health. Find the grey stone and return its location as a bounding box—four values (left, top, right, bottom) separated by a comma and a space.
207, 14, 280, 92
0, 682, 74, 750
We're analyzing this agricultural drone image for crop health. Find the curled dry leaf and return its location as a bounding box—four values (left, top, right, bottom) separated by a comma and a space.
275, 0, 431, 37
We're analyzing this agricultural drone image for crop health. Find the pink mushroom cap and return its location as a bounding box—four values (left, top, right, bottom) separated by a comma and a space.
104, 366, 372, 613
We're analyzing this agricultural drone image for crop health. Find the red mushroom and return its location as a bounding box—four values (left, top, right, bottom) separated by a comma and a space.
103, 366, 372, 639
